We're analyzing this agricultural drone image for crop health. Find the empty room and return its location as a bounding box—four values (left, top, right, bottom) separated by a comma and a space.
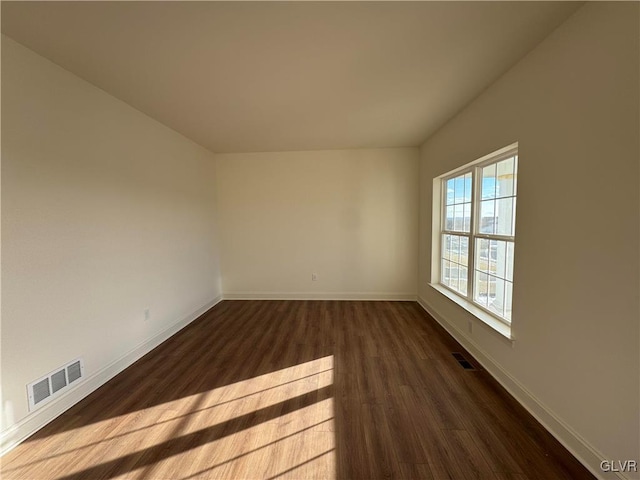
1, 1, 638, 479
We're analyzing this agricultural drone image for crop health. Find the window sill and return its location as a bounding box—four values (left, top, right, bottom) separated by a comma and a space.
428, 283, 513, 341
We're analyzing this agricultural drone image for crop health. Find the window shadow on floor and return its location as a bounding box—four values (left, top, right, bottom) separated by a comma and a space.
1, 300, 595, 480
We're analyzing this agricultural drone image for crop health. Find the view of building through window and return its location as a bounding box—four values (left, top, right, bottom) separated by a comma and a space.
440, 150, 517, 323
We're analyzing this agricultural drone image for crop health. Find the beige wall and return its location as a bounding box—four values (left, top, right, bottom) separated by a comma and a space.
2, 2, 638, 477
418, 3, 639, 477
1, 37, 222, 447
216, 149, 419, 299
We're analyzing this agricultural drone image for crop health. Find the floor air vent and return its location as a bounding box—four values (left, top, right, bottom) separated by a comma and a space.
27, 358, 84, 411
452, 352, 475, 370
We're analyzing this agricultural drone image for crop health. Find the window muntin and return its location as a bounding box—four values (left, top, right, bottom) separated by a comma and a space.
441, 171, 472, 296
441, 233, 469, 295
438, 148, 518, 325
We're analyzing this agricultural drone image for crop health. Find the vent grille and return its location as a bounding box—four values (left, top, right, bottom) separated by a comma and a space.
51, 370, 67, 394
452, 352, 475, 370
67, 361, 82, 383
32, 378, 51, 405
27, 358, 84, 411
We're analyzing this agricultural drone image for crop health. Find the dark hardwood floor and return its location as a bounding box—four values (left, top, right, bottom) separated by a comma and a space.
1, 300, 594, 479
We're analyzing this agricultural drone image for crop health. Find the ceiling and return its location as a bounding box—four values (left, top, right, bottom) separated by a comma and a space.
1, 1, 581, 154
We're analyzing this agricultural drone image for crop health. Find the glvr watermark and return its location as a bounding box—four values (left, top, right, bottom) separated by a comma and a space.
600, 460, 638, 473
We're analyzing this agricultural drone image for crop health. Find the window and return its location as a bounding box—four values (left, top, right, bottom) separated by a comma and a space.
434, 144, 518, 334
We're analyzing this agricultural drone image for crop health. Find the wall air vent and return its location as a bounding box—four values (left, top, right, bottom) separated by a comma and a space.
452, 352, 476, 370
27, 358, 84, 411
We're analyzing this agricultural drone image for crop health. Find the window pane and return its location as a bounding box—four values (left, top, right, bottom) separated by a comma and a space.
488, 240, 497, 276
474, 271, 488, 306
457, 237, 469, 266
495, 240, 507, 279
450, 235, 460, 264
442, 235, 455, 260
459, 236, 469, 266
459, 266, 468, 295
464, 173, 472, 202
506, 242, 514, 282
488, 276, 505, 317
444, 234, 471, 292
495, 197, 515, 236
444, 234, 469, 267
450, 265, 459, 290
442, 234, 450, 261
488, 274, 497, 303
445, 206, 454, 230
479, 200, 495, 234
454, 204, 464, 231
442, 259, 451, 286
481, 163, 497, 199
463, 203, 471, 232
496, 157, 515, 197
454, 177, 464, 203
446, 178, 455, 205
476, 238, 489, 273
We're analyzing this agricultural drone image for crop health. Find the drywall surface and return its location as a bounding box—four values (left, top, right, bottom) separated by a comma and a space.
1, 36, 221, 443
418, 3, 639, 478
216, 148, 419, 299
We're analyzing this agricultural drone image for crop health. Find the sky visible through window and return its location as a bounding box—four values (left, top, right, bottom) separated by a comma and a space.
446, 178, 497, 212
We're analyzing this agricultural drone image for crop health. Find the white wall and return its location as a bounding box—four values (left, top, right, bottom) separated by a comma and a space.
418, 3, 639, 478
217, 148, 419, 299
1, 37, 222, 450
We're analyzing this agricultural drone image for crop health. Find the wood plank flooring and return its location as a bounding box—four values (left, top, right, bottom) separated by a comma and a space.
1, 300, 594, 479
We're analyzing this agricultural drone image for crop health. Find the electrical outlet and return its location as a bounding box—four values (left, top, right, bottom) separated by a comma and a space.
311, 273, 318, 281
144, 308, 150, 321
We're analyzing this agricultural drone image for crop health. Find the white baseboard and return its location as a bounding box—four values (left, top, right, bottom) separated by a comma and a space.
223, 292, 417, 301
0, 295, 223, 457
416, 296, 626, 480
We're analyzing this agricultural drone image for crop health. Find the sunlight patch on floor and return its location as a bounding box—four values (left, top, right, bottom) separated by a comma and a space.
3, 356, 336, 480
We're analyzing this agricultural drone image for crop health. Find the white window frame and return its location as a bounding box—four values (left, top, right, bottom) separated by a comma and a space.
430, 143, 518, 340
